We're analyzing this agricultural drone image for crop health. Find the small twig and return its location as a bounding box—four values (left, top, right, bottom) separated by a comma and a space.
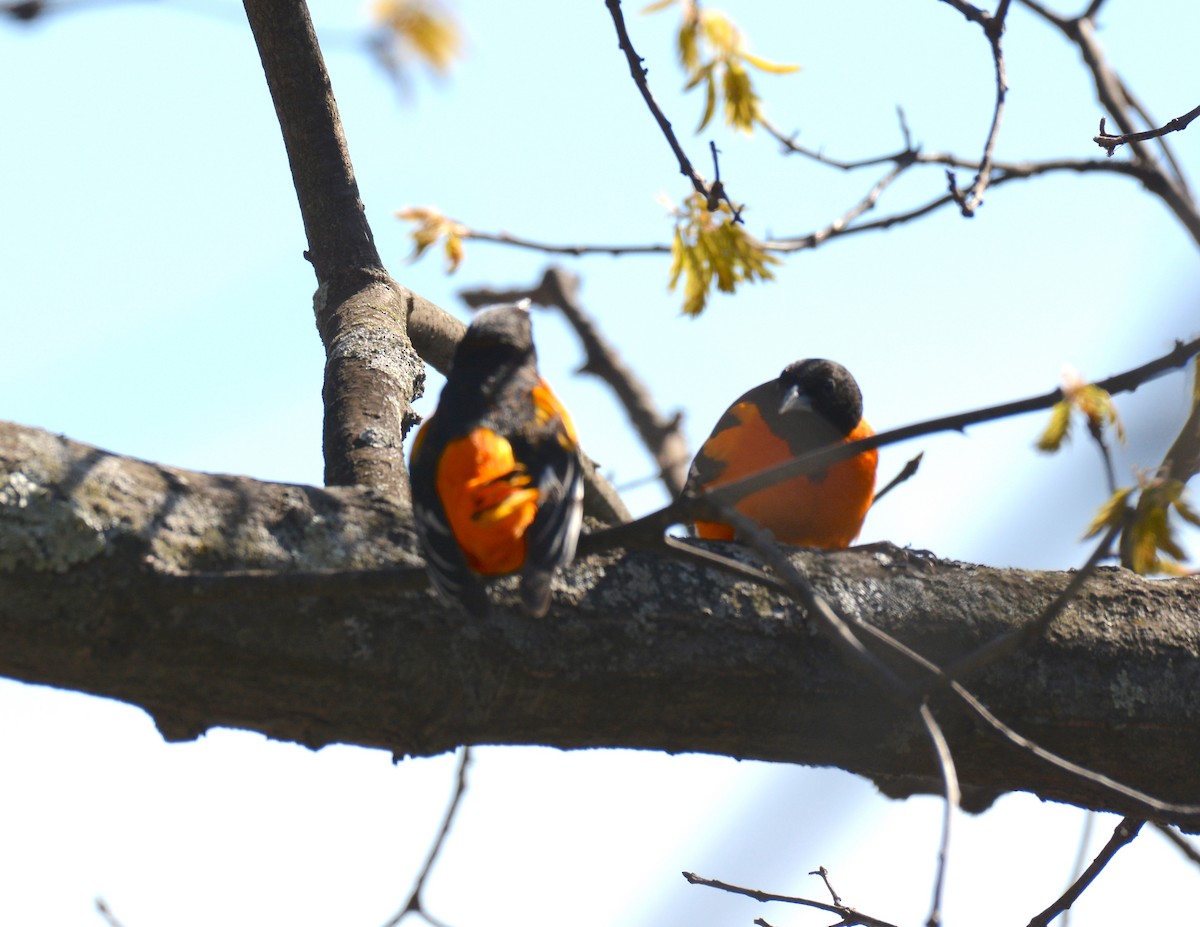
95, 898, 129, 927
769, 161, 916, 251
918, 703, 960, 927
683, 872, 902, 927
463, 229, 668, 257
1086, 417, 1119, 496
1061, 812, 1096, 927
380, 747, 472, 927
870, 452, 924, 508
603, 0, 739, 217
809, 866, 843, 906
1094, 105, 1200, 157
1026, 816, 1144, 927
942, 0, 1012, 216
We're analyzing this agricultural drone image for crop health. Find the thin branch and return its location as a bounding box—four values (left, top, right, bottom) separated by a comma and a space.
464, 229, 668, 257
1094, 106, 1200, 157
603, 0, 738, 216
453, 156, 1159, 263
918, 704, 959, 927
94, 898, 129, 927
870, 452, 924, 508
1026, 816, 1144, 927
768, 161, 917, 252
941, 0, 1013, 216
810, 866, 843, 906
1019, 0, 1200, 246
460, 267, 692, 497
1061, 812, 1095, 927
380, 747, 472, 927
683, 872, 902, 927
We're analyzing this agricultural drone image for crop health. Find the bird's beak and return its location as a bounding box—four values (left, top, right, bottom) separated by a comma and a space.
779, 384, 813, 416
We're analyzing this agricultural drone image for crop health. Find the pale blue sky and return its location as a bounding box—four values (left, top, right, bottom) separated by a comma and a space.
2, 1, 1199, 925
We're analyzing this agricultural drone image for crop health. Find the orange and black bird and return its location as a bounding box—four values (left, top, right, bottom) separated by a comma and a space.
409, 304, 584, 617
685, 359, 877, 549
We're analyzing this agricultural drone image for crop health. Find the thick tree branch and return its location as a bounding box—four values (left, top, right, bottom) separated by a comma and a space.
243, 0, 435, 501
4, 420, 1200, 825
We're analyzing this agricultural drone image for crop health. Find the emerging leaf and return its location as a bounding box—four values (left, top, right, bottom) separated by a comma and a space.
1083, 486, 1133, 539
721, 59, 759, 132
396, 206, 468, 272
644, 0, 797, 134
1036, 401, 1072, 452
1113, 477, 1197, 575
372, 0, 463, 80
666, 193, 779, 315
1040, 368, 1125, 452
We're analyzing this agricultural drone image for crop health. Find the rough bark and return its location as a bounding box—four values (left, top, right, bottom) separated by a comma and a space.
2, 420, 1199, 825
244, 0, 424, 501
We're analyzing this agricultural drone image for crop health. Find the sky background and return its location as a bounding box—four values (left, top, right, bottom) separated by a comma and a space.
2, 1, 1199, 925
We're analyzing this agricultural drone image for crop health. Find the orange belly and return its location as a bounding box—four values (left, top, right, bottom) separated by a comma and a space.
436, 428, 538, 575
695, 409, 877, 549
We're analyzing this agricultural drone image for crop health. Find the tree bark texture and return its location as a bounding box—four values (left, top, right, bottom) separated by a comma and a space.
243, 0, 425, 501
2, 420, 1199, 824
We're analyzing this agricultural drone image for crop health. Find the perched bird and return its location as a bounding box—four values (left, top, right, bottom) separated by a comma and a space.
685, 358, 877, 549
409, 304, 584, 617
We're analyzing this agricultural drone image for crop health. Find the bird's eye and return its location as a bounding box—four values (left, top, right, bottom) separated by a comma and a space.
817, 377, 835, 394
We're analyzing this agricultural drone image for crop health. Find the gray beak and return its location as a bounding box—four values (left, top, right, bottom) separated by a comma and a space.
779, 384, 813, 416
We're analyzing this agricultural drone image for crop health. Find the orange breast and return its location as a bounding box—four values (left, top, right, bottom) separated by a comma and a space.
436, 428, 539, 575
694, 404, 877, 549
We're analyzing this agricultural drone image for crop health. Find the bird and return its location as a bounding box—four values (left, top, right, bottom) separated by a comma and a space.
409, 303, 584, 617
684, 358, 877, 549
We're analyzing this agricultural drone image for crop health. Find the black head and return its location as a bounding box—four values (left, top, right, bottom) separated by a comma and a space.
777, 359, 863, 435
458, 302, 534, 356
449, 303, 536, 382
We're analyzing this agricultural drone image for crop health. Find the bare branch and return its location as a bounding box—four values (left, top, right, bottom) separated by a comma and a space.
464, 229, 668, 257
603, 0, 737, 215
94, 898, 129, 927
940, 0, 1013, 216
768, 161, 916, 251
919, 703, 959, 927
1026, 817, 1144, 927
683, 872, 902, 927
1094, 106, 1200, 156
381, 747, 472, 927
870, 453, 924, 508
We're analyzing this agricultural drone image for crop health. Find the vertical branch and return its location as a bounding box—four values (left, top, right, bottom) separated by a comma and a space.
242, 0, 424, 502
